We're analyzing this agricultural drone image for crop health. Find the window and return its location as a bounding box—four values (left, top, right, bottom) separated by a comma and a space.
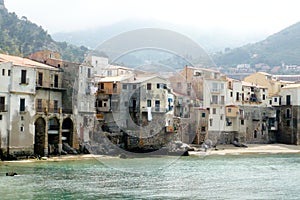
37, 99, 42, 112
122, 84, 127, 90
155, 100, 160, 111
187, 83, 191, 89
133, 84, 137, 90
209, 119, 213, 126
20, 125, 24, 132
2, 69, 5, 76
286, 95, 291, 105
241, 120, 244, 125
147, 100, 151, 107
254, 130, 257, 138
212, 108, 217, 114
286, 108, 291, 118
20, 98, 25, 112
286, 120, 290, 127
221, 96, 225, 104
212, 95, 218, 104
38, 72, 43, 86
202, 113, 206, 118
212, 83, 218, 92
0, 115, 2, 120
236, 92, 240, 101
54, 100, 58, 113
201, 127, 206, 132
230, 91, 233, 97
269, 100, 272, 105
177, 82, 182, 88
0, 97, 5, 111
54, 75, 59, 88
21, 70, 27, 84
87, 68, 91, 78
8, 70, 10, 76
262, 94, 266, 100
100, 83, 104, 90
157, 83, 160, 89
228, 108, 232, 113
147, 83, 151, 90
274, 97, 277, 103
226, 118, 232, 126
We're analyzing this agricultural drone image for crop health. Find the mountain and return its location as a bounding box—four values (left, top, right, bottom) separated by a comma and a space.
214, 21, 300, 67
52, 19, 266, 53
0, 1, 88, 62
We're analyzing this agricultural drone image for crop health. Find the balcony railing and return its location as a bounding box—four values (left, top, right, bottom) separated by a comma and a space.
141, 107, 168, 113
97, 88, 118, 94
19, 78, 29, 85
36, 81, 64, 90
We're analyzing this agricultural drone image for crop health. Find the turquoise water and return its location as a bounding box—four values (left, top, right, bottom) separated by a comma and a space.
0, 154, 300, 199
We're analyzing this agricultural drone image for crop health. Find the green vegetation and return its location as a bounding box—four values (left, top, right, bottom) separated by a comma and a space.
213, 21, 300, 67
0, 7, 88, 62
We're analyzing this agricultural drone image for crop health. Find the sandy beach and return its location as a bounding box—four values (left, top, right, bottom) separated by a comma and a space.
3, 144, 300, 163
189, 143, 300, 156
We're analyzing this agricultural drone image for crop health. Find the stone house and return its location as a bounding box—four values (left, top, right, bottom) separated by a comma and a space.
225, 78, 277, 144
29, 51, 96, 148
277, 84, 300, 145
0, 53, 79, 157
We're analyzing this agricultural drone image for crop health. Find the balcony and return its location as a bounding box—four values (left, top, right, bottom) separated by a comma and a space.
97, 88, 118, 95
36, 81, 65, 91
141, 107, 167, 113
97, 107, 111, 112
0, 104, 8, 112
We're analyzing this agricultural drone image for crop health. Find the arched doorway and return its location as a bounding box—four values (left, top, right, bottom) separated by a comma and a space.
34, 117, 46, 156
48, 118, 60, 154
62, 118, 74, 147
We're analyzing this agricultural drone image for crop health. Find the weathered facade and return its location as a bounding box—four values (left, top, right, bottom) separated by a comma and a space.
277, 84, 300, 145
0, 53, 80, 157
30, 51, 96, 146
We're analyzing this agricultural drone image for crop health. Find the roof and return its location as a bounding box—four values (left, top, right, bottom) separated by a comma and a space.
241, 81, 267, 88
127, 75, 167, 83
282, 84, 300, 89
0, 53, 58, 70
97, 75, 133, 82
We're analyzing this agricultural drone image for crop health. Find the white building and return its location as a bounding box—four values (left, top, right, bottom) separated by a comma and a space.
203, 72, 227, 144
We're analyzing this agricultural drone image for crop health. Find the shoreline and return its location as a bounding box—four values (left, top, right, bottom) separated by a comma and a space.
189, 143, 300, 156
2, 144, 300, 163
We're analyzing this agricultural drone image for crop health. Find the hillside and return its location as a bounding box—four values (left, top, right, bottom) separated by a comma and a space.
0, 1, 88, 62
214, 21, 300, 67
52, 19, 266, 53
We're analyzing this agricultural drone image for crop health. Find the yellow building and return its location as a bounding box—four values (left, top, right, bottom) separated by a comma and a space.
244, 72, 292, 96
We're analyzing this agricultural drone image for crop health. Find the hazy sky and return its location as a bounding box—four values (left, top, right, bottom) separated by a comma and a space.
5, 0, 300, 35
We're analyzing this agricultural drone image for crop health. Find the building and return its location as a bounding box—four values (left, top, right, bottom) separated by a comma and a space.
203, 71, 227, 144
29, 51, 96, 149
244, 72, 293, 97
0, 53, 80, 157
277, 84, 300, 145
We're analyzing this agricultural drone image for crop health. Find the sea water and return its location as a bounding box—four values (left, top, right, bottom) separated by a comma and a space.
0, 154, 300, 199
